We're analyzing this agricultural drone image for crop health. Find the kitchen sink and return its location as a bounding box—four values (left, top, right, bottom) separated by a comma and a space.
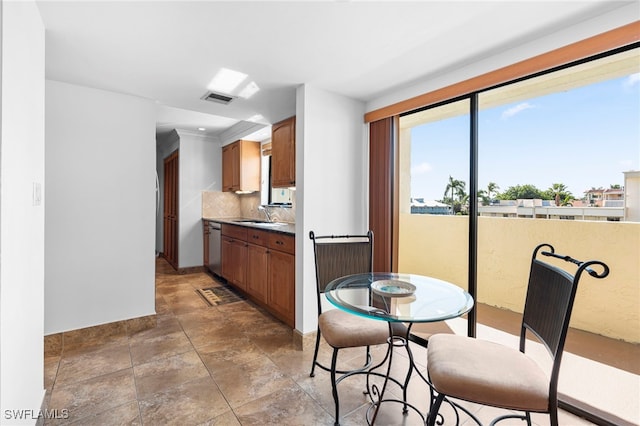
233, 219, 287, 227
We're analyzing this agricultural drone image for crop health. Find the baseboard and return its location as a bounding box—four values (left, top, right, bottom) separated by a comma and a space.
177, 265, 206, 274
293, 328, 317, 352
44, 314, 157, 357
292, 329, 304, 350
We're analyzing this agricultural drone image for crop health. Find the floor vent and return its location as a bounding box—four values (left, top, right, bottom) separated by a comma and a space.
201, 91, 236, 105
196, 286, 244, 306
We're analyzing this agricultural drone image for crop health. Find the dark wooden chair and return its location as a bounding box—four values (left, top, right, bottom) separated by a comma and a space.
426, 243, 609, 426
309, 230, 406, 426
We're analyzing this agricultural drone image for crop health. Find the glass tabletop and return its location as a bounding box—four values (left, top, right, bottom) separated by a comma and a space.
325, 272, 474, 323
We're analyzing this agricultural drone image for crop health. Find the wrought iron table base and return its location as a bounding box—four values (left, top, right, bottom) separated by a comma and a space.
363, 322, 485, 426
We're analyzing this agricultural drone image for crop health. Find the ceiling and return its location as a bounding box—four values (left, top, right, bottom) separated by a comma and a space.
35, 1, 635, 143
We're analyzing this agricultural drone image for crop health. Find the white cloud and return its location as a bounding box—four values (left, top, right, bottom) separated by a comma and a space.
411, 162, 432, 175
501, 102, 536, 119
623, 73, 640, 88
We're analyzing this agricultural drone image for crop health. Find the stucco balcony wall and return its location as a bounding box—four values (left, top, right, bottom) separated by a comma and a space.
398, 214, 639, 343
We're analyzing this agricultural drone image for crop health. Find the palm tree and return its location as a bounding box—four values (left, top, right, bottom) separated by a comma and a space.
549, 183, 569, 206
486, 182, 500, 200
458, 193, 470, 214
560, 195, 573, 207
478, 189, 489, 206
455, 183, 467, 203
444, 176, 465, 211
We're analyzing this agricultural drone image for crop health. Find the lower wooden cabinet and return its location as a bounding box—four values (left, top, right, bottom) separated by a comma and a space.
246, 243, 268, 304
221, 224, 248, 292
221, 224, 295, 328
267, 249, 295, 327
221, 236, 247, 291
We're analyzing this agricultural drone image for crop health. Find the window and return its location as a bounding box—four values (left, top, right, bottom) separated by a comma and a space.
395, 45, 639, 424
399, 100, 470, 216
478, 47, 639, 220
260, 148, 294, 206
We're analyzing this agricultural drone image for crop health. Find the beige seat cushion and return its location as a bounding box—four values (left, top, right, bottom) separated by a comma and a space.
427, 334, 549, 412
319, 309, 406, 349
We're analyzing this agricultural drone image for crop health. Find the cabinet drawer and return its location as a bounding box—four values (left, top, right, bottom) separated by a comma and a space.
247, 229, 270, 246
268, 233, 295, 254
221, 224, 247, 240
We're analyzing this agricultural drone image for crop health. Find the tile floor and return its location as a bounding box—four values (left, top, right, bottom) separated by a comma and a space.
43, 258, 603, 425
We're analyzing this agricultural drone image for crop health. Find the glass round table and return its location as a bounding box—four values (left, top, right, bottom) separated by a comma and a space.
324, 272, 474, 425
325, 272, 474, 324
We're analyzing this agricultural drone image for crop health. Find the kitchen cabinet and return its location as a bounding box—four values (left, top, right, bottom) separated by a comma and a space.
271, 116, 296, 188
246, 229, 295, 326
222, 139, 261, 193
221, 224, 248, 291
218, 223, 295, 328
266, 232, 295, 327
221, 144, 236, 191
246, 229, 269, 304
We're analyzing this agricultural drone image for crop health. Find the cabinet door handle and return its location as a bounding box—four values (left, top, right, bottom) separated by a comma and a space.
276, 240, 283, 245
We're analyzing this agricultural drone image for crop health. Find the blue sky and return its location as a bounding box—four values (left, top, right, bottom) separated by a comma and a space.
409, 73, 640, 201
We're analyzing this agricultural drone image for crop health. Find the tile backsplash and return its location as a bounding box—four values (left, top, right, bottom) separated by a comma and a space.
202, 191, 242, 218
202, 191, 295, 223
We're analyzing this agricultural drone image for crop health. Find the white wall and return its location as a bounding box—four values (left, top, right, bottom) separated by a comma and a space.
366, 3, 639, 114
295, 85, 367, 333
176, 130, 220, 268
45, 80, 156, 334
0, 0, 46, 422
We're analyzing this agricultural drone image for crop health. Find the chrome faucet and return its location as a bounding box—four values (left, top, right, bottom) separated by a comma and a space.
258, 205, 273, 222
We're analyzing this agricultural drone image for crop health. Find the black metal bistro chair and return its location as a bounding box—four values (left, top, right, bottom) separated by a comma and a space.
309, 230, 407, 426
426, 243, 609, 426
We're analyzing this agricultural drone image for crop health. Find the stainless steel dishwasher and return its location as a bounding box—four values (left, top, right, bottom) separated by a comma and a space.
208, 222, 222, 276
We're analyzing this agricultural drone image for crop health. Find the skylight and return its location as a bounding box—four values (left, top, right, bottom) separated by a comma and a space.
205, 68, 261, 101
238, 81, 260, 99
208, 68, 247, 94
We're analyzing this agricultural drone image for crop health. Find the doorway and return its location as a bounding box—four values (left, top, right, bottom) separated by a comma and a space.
163, 149, 179, 269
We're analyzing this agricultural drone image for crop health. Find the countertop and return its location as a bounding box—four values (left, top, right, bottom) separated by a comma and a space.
203, 217, 295, 235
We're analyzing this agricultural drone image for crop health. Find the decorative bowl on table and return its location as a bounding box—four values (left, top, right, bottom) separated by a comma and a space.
371, 279, 416, 297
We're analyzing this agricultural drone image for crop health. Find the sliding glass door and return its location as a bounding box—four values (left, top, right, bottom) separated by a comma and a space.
397, 99, 470, 292
395, 45, 639, 423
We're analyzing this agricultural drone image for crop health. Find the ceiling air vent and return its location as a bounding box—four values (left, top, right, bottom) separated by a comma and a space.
201, 91, 236, 105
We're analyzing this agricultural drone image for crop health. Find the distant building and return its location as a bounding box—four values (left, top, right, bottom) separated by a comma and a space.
476, 174, 640, 222
624, 171, 640, 222
478, 198, 624, 221
585, 187, 625, 207
411, 198, 452, 215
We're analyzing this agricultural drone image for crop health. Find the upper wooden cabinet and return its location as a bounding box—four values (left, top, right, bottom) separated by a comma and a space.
222, 140, 261, 193
271, 116, 296, 188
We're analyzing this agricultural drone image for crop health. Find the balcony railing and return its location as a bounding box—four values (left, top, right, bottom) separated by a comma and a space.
398, 214, 639, 344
